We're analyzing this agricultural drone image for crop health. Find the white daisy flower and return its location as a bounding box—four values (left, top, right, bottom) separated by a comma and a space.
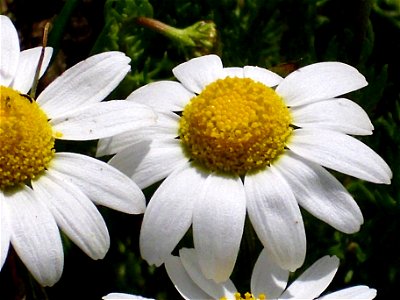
163, 248, 377, 300
98, 54, 392, 282
0, 15, 156, 286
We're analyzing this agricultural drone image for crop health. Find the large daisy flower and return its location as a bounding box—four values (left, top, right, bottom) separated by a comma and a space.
0, 15, 155, 286
103, 248, 377, 300
97, 54, 392, 282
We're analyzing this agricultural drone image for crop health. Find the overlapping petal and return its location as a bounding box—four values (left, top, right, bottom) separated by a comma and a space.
0, 195, 10, 269
0, 15, 20, 86
319, 286, 377, 299
244, 66, 283, 87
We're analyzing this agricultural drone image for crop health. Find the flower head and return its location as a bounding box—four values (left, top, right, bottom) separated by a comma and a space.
98, 54, 392, 282
0, 15, 155, 286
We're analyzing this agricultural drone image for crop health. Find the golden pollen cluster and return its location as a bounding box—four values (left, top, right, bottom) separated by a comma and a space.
220, 292, 267, 300
0, 86, 55, 189
179, 77, 292, 175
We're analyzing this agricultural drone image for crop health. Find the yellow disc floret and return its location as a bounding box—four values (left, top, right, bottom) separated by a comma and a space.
220, 292, 267, 300
0, 86, 55, 189
179, 77, 292, 175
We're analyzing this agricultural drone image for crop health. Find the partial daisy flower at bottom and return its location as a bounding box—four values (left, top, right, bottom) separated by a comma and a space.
0, 15, 155, 286
104, 248, 377, 300
98, 54, 392, 282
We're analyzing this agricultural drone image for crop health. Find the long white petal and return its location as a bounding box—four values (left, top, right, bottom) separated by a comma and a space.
103, 294, 154, 300
5, 185, 63, 286
275, 152, 363, 233
108, 139, 188, 189
126, 80, 194, 112
165, 254, 216, 300
319, 286, 377, 299
0, 16, 20, 86
0, 195, 11, 269
276, 62, 368, 106
251, 249, 289, 299
288, 128, 392, 184
11, 47, 53, 93
291, 98, 373, 135
50, 100, 156, 140
37, 51, 131, 117
243, 66, 283, 87
51, 152, 145, 214
178, 248, 237, 299
139, 163, 207, 266
193, 173, 246, 282
32, 171, 110, 260
172, 54, 224, 93
280, 256, 339, 299
96, 111, 179, 157
244, 168, 306, 272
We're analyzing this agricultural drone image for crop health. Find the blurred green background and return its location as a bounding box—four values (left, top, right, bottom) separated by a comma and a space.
0, 0, 399, 299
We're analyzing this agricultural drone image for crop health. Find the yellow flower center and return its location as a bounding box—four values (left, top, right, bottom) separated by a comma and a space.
0, 86, 55, 190
179, 77, 292, 175
220, 292, 267, 300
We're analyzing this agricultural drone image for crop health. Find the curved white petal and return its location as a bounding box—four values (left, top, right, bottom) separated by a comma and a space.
50, 100, 156, 140
319, 286, 377, 299
37, 51, 131, 117
291, 98, 373, 135
96, 111, 179, 156
165, 254, 217, 300
288, 128, 392, 184
139, 163, 207, 266
11, 47, 53, 93
222, 67, 244, 78
32, 171, 110, 260
244, 66, 283, 87
109, 139, 188, 189
172, 54, 224, 93
103, 294, 154, 300
0, 195, 11, 269
193, 173, 246, 282
244, 168, 306, 272
51, 152, 145, 214
0, 16, 20, 86
5, 185, 63, 286
276, 62, 368, 106
275, 152, 363, 233
251, 248, 289, 299
178, 248, 237, 299
126, 80, 194, 112
280, 256, 339, 299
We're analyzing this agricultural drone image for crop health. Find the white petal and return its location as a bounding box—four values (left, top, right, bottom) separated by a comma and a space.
139, 163, 207, 266
276, 62, 368, 106
244, 66, 283, 87
51, 152, 145, 214
126, 80, 194, 112
103, 294, 154, 300
0, 16, 20, 86
96, 111, 179, 157
275, 152, 363, 233
0, 195, 11, 269
288, 128, 392, 184
5, 185, 63, 286
222, 67, 244, 78
193, 173, 246, 282
319, 286, 377, 299
244, 168, 306, 272
291, 98, 373, 135
172, 54, 224, 93
280, 255, 339, 299
250, 248, 289, 299
50, 100, 156, 140
11, 47, 53, 93
37, 51, 131, 117
109, 139, 188, 189
179, 248, 237, 299
32, 171, 110, 260
165, 254, 216, 300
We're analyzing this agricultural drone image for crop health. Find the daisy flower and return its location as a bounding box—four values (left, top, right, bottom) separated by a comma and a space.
0, 15, 155, 286
97, 54, 392, 282
103, 248, 377, 300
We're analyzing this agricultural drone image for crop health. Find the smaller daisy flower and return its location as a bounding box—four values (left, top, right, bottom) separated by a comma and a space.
103, 248, 377, 300
0, 15, 155, 286
98, 54, 391, 282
